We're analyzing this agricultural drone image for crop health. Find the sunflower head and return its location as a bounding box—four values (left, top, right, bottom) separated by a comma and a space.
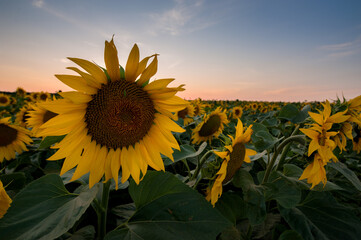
0, 117, 32, 162
37, 38, 187, 188
206, 119, 256, 206
15, 105, 32, 128
192, 107, 229, 144
16, 87, 26, 96
0, 94, 10, 107
27, 101, 59, 136
232, 106, 243, 119
38, 91, 51, 102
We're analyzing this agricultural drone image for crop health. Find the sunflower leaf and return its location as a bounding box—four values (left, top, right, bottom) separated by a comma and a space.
0, 174, 98, 240
106, 171, 231, 240
279, 191, 361, 240
38, 135, 66, 149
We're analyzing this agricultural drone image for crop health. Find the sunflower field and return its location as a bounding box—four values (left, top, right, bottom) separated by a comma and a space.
0, 40, 361, 240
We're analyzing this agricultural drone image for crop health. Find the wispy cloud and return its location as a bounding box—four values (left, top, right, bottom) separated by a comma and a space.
148, 0, 215, 36
319, 35, 361, 59
31, 0, 110, 39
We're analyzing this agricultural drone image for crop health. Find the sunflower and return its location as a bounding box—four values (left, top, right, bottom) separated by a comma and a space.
0, 94, 10, 107
175, 103, 195, 125
0, 117, 32, 162
27, 101, 58, 136
232, 106, 243, 119
347, 95, 361, 125
300, 100, 349, 162
15, 105, 32, 128
192, 107, 229, 144
192, 100, 205, 116
37, 91, 51, 102
30, 92, 39, 100
16, 87, 26, 97
299, 153, 327, 189
206, 119, 256, 206
37, 39, 187, 188
0, 180, 12, 219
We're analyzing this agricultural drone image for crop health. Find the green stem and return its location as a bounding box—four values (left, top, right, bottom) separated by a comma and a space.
261, 135, 305, 184
275, 125, 301, 172
97, 180, 111, 240
182, 159, 192, 179
191, 149, 214, 181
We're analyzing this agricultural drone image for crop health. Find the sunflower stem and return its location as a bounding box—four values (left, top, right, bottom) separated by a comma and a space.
97, 180, 111, 240
191, 149, 213, 181
275, 125, 301, 172
261, 134, 306, 184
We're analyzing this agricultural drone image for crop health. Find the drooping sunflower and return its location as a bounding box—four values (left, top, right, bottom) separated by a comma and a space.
0, 117, 32, 162
27, 101, 59, 136
232, 106, 243, 119
192, 107, 229, 144
37, 39, 187, 188
206, 119, 256, 206
0, 94, 10, 107
299, 153, 327, 189
0, 180, 12, 219
175, 103, 195, 125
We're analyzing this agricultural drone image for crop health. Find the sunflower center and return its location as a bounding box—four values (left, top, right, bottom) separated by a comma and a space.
0, 124, 18, 147
39, 94, 48, 101
177, 107, 188, 119
223, 143, 246, 183
0, 97, 8, 104
43, 110, 58, 123
235, 109, 240, 115
198, 114, 221, 137
85, 80, 155, 149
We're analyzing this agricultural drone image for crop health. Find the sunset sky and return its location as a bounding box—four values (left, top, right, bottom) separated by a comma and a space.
0, 0, 360, 102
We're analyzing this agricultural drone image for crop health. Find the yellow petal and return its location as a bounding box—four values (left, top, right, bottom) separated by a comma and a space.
104, 38, 121, 82
66, 67, 101, 88
137, 55, 158, 86
125, 44, 139, 82
55, 75, 98, 94
68, 58, 107, 84
59, 91, 92, 104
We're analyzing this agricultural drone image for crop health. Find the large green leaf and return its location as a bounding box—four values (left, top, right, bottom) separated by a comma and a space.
265, 177, 301, 209
106, 171, 231, 240
38, 135, 65, 149
328, 161, 361, 191
163, 142, 207, 166
0, 174, 98, 240
233, 169, 266, 225
0, 172, 26, 190
278, 104, 310, 124
251, 123, 279, 152
279, 191, 361, 240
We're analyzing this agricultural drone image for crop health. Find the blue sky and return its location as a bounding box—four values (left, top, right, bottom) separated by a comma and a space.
0, 0, 360, 101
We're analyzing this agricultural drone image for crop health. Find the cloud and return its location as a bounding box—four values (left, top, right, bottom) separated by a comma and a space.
319, 35, 361, 59
148, 0, 215, 36
32, 0, 44, 8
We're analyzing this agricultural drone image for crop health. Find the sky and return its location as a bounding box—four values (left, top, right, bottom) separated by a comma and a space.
0, 0, 360, 102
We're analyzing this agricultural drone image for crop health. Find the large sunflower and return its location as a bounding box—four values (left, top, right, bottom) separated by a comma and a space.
37, 39, 187, 188
0, 117, 32, 162
0, 94, 10, 107
192, 107, 229, 144
0, 180, 12, 219
206, 119, 256, 206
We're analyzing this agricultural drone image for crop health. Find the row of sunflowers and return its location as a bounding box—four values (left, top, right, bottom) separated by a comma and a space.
0, 40, 361, 240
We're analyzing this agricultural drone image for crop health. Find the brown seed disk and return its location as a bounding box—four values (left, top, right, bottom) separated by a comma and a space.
0, 124, 18, 146
85, 80, 155, 149
198, 114, 221, 137
177, 107, 188, 119
0, 97, 9, 104
235, 109, 240, 115
223, 143, 246, 183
